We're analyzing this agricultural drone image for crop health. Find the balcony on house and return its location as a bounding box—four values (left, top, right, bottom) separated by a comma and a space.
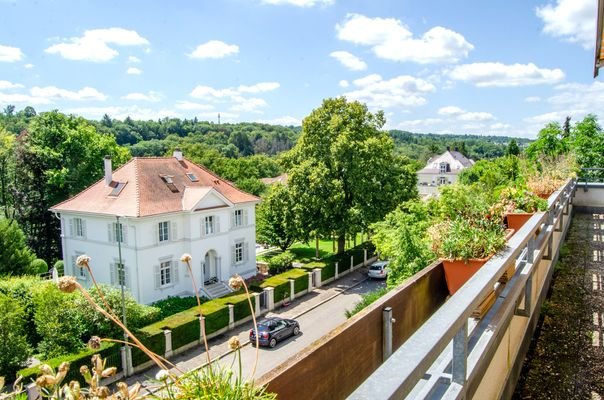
258, 174, 604, 400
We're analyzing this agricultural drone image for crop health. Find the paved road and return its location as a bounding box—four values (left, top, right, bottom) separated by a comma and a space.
124, 268, 385, 391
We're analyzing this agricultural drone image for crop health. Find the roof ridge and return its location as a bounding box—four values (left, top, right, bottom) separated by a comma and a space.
183, 157, 261, 201
49, 157, 136, 211
134, 158, 141, 217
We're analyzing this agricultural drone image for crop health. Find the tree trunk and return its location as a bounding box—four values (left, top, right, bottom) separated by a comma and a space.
315, 236, 319, 259
337, 235, 346, 254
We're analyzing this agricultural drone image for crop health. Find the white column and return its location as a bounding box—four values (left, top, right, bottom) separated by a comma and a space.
289, 279, 295, 301
335, 262, 339, 279
314, 268, 322, 288
199, 316, 205, 344
265, 287, 275, 311
164, 329, 173, 358
253, 292, 261, 316
228, 304, 235, 329
308, 272, 313, 292
350, 256, 354, 271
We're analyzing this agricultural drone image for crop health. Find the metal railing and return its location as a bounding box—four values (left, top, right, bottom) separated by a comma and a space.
578, 167, 604, 184
350, 179, 576, 400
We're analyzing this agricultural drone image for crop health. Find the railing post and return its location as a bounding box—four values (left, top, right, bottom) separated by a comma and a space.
335, 262, 339, 279
228, 304, 235, 329
350, 255, 354, 272
452, 321, 468, 387
289, 279, 295, 301
314, 268, 322, 288
164, 329, 173, 358
382, 307, 394, 362
253, 292, 261, 316
364, 249, 368, 266
199, 316, 205, 344
265, 287, 275, 311
307, 272, 313, 292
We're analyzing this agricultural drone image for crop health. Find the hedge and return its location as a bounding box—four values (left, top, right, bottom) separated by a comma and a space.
293, 273, 308, 294
19, 342, 120, 386
130, 330, 165, 367
260, 268, 307, 301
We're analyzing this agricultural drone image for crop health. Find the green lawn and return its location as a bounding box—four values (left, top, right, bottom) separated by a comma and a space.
258, 233, 366, 263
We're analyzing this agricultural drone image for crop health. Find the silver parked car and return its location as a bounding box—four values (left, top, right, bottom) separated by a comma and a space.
368, 260, 390, 279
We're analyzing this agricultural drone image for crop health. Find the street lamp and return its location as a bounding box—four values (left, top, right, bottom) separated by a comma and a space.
116, 215, 130, 375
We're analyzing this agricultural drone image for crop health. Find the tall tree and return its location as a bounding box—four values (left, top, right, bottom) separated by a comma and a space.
11, 111, 129, 261
286, 97, 417, 253
0, 218, 35, 276
257, 183, 301, 251
505, 138, 520, 156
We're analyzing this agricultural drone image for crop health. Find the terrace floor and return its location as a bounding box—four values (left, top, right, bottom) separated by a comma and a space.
513, 211, 604, 399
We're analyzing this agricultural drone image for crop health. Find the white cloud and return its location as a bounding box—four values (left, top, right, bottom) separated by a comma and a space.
261, 0, 334, 7
237, 82, 280, 93
449, 62, 565, 87
0, 80, 24, 90
255, 116, 301, 125
0, 44, 24, 62
329, 51, 367, 71
121, 91, 160, 102
189, 40, 239, 59
127, 67, 142, 75
230, 97, 268, 113
0, 92, 52, 105
343, 73, 435, 109
339, 80, 349, 88
524, 110, 573, 124
174, 101, 215, 111
128, 56, 141, 63
66, 106, 178, 120
336, 14, 473, 64
30, 86, 107, 101
525, 96, 541, 102
198, 111, 239, 122
438, 105, 495, 121
490, 123, 511, 130
189, 81, 280, 114
24, 63, 34, 69
536, 0, 596, 49
45, 28, 149, 62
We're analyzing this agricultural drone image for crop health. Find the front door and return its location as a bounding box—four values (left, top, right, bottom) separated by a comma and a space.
203, 251, 218, 284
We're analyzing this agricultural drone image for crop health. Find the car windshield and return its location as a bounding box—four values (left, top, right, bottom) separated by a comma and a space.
257, 321, 277, 331
370, 265, 384, 270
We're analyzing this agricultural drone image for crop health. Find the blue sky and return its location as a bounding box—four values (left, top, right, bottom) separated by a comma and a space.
0, 0, 601, 137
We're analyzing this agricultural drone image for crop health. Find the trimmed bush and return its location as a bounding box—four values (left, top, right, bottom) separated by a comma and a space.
268, 251, 294, 275
19, 342, 119, 386
30, 259, 48, 274
293, 273, 308, 294
53, 260, 64, 276
0, 293, 31, 380
130, 330, 165, 367
151, 296, 202, 319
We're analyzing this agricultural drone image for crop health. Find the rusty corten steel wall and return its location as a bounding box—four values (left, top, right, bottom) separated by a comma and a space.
259, 261, 448, 400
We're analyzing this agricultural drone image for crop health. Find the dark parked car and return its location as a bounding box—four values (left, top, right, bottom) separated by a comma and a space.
249, 317, 300, 348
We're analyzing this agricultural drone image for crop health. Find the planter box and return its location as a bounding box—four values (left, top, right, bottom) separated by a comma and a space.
441, 257, 491, 295
505, 213, 534, 232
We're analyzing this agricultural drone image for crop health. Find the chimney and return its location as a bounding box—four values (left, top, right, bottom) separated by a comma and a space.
173, 148, 183, 161
446, 146, 450, 151
454, 146, 458, 152
104, 155, 112, 186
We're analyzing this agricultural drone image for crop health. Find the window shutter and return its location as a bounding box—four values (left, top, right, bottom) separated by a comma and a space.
171, 222, 177, 241
244, 242, 249, 261
243, 210, 249, 226
155, 223, 159, 244
123, 265, 129, 289
71, 256, 76, 276
231, 212, 235, 228
215, 216, 220, 234
108, 224, 114, 242
110, 263, 116, 285
69, 219, 74, 237
122, 225, 128, 245
154, 265, 160, 289
232, 245, 236, 265
172, 261, 179, 284
81, 220, 87, 238
200, 218, 206, 237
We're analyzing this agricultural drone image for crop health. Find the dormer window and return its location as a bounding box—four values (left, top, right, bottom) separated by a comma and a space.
439, 162, 449, 174
160, 175, 179, 193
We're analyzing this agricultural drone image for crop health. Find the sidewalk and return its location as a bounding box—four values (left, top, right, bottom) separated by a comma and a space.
122, 267, 371, 388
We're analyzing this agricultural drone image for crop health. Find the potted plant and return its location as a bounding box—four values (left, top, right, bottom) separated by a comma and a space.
491, 187, 548, 232
525, 155, 577, 199
429, 216, 507, 295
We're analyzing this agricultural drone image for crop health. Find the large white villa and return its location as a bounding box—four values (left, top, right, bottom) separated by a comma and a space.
50, 150, 260, 304
417, 148, 474, 197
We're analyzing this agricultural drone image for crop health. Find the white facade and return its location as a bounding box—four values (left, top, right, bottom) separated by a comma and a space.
417, 150, 473, 196
58, 201, 257, 304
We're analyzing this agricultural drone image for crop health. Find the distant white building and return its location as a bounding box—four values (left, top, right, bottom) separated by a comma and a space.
417, 148, 474, 197
50, 150, 260, 304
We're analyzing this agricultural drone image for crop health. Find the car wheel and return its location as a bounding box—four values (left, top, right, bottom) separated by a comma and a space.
269, 338, 277, 348
293, 326, 300, 336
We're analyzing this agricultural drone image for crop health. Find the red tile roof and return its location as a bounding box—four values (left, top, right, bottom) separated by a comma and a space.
50, 157, 260, 217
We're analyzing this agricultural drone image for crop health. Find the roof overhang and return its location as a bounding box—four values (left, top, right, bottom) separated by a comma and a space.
595, 0, 604, 77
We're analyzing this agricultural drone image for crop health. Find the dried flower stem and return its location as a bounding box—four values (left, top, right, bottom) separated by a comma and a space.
240, 279, 259, 380
183, 259, 212, 365
75, 282, 169, 371
100, 338, 184, 374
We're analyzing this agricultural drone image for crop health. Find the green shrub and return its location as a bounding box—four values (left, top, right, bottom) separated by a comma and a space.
151, 296, 202, 319
345, 287, 389, 318
30, 258, 48, 274
53, 260, 64, 275
0, 293, 32, 380
293, 274, 308, 294
0, 218, 35, 276
0, 276, 42, 346
19, 342, 119, 386
268, 251, 294, 274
